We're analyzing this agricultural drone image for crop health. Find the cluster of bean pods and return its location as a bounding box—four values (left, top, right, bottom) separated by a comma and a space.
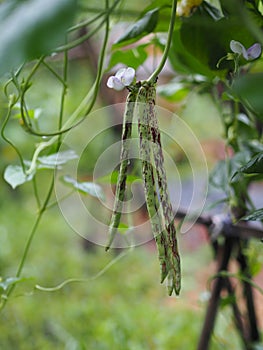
106, 80, 181, 296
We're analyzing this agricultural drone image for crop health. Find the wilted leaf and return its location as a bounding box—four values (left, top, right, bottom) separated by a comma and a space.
4, 165, 34, 189
62, 175, 105, 200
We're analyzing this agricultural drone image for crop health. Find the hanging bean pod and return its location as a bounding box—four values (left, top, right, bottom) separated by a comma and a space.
136, 83, 169, 283
105, 86, 139, 251
137, 81, 181, 295
147, 83, 181, 295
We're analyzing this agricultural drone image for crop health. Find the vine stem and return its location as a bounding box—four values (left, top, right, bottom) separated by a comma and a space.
147, 0, 177, 83
1, 102, 25, 172
0, 0, 111, 312
17, 0, 111, 138
57, 0, 120, 51
0, 181, 54, 312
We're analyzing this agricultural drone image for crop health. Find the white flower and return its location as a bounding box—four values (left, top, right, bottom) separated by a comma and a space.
230, 40, 262, 60
107, 67, 135, 91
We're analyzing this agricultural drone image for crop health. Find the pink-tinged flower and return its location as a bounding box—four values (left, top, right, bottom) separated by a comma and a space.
230, 40, 262, 60
107, 67, 136, 91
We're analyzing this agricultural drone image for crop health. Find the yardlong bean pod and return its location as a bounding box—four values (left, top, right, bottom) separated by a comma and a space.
136, 84, 169, 282
146, 83, 181, 295
137, 81, 181, 295
105, 86, 139, 251
106, 79, 181, 295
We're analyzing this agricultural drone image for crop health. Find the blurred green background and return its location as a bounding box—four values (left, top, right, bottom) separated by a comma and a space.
0, 0, 262, 349
0, 59, 247, 349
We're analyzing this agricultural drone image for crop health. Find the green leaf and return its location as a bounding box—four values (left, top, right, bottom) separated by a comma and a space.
4, 165, 34, 189
238, 152, 263, 174
0, 0, 77, 77
0, 277, 23, 292
210, 151, 251, 191
242, 208, 263, 221
107, 44, 148, 71
169, 27, 216, 77
180, 2, 258, 73
114, 8, 159, 47
38, 150, 78, 167
62, 175, 105, 201
97, 171, 142, 185
117, 222, 130, 235
202, 0, 223, 20
157, 81, 189, 102
232, 74, 263, 122
220, 294, 236, 308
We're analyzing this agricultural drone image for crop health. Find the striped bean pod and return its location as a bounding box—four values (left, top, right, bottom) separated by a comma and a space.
105, 87, 139, 251
136, 84, 170, 284
147, 83, 181, 295
137, 82, 181, 295
106, 79, 181, 295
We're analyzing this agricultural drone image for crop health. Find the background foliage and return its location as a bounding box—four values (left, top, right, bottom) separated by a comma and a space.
0, 0, 263, 349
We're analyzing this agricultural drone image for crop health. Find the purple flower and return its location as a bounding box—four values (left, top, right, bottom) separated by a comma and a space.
230, 40, 262, 60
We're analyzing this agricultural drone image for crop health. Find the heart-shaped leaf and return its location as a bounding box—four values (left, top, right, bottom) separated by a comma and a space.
62, 175, 105, 201
38, 150, 78, 167
4, 165, 34, 189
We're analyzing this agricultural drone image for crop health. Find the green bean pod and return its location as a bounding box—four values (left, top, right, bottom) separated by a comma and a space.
136, 84, 169, 283
146, 83, 181, 295
105, 87, 138, 251
136, 82, 181, 295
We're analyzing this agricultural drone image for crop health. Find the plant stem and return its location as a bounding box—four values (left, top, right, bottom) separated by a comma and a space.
18, 0, 111, 138
57, 47, 68, 150
0, 0, 111, 313
57, 0, 120, 52
147, 0, 177, 83
1, 103, 25, 172
16, 185, 54, 279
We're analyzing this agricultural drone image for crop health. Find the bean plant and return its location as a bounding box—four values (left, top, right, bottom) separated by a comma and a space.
0, 0, 263, 342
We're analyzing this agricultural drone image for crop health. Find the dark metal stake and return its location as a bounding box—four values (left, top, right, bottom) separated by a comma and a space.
197, 238, 234, 350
